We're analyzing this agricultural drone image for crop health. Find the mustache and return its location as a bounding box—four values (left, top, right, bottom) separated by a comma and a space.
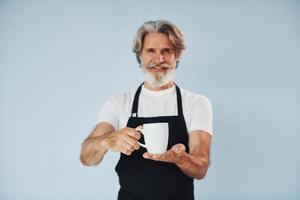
143, 62, 172, 69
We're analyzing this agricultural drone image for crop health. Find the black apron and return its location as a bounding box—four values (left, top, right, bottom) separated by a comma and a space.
115, 83, 194, 200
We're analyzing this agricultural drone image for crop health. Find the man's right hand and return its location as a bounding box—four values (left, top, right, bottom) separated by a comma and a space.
104, 127, 141, 156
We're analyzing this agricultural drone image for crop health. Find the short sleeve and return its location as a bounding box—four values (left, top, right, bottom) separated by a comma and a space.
189, 95, 213, 136
96, 94, 120, 130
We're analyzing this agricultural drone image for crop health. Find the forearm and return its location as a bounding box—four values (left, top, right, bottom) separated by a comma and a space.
176, 153, 210, 180
80, 131, 112, 166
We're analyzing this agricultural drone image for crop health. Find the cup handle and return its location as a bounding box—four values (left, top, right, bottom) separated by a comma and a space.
135, 127, 146, 148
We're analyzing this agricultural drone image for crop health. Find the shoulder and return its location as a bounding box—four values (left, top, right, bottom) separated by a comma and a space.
108, 92, 132, 102
180, 87, 212, 107
105, 90, 135, 108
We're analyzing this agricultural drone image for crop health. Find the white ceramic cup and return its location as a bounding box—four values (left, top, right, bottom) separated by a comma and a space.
136, 123, 169, 154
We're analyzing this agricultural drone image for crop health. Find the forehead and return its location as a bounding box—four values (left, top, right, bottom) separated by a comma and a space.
143, 32, 172, 48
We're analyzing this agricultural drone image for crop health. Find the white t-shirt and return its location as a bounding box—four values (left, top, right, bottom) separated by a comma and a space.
96, 85, 213, 136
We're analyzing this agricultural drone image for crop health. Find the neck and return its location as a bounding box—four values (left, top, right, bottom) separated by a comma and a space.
143, 81, 174, 91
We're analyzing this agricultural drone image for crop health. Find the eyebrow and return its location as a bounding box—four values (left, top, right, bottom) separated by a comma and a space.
144, 47, 174, 51
144, 48, 155, 50
162, 48, 174, 51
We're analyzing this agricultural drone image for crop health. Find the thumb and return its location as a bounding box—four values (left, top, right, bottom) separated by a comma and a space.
171, 144, 186, 154
135, 125, 143, 134
135, 125, 143, 129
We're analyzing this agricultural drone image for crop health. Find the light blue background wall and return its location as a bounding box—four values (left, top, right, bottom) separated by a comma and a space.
1, 0, 299, 199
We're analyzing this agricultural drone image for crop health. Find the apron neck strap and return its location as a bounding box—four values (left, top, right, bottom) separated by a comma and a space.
131, 83, 143, 117
175, 84, 184, 116
131, 83, 183, 117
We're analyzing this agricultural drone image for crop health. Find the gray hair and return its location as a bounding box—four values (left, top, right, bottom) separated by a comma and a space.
132, 20, 185, 66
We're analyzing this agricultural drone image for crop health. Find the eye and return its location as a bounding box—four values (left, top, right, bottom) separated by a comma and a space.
162, 48, 174, 55
145, 48, 155, 53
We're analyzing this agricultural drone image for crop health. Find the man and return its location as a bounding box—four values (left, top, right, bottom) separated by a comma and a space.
80, 20, 213, 200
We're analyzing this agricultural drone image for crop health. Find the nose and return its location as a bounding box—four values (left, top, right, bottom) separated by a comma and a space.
153, 53, 165, 63
159, 54, 165, 63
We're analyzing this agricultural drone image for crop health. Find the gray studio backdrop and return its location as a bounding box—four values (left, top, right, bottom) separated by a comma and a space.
1, 0, 299, 199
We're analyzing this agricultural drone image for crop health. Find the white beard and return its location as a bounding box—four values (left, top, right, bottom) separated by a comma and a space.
142, 67, 175, 88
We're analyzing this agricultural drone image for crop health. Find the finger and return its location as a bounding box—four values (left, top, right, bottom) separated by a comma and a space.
143, 152, 159, 160
119, 144, 133, 156
153, 151, 175, 162
143, 152, 157, 159
154, 152, 169, 161
123, 135, 140, 150
120, 140, 135, 152
126, 129, 141, 140
143, 152, 150, 159
112, 139, 132, 154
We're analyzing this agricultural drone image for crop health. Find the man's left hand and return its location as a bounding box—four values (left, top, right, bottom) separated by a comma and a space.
143, 143, 186, 164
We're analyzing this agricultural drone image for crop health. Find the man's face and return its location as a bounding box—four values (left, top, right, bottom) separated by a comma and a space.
139, 32, 179, 87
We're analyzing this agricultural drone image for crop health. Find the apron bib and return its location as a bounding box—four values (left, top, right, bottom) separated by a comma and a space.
116, 84, 194, 200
